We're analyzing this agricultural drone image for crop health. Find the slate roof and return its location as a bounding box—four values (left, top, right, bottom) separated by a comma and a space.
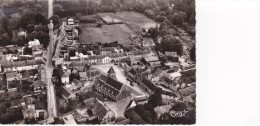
142, 78, 158, 91
83, 98, 109, 119
152, 68, 165, 77
129, 68, 137, 76
60, 86, 73, 98
107, 67, 115, 74
105, 76, 123, 90
72, 79, 82, 86
179, 86, 196, 97
163, 77, 175, 85
99, 74, 108, 82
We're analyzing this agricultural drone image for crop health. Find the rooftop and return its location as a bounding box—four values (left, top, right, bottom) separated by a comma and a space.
62, 114, 77, 124
33, 80, 46, 88
179, 86, 196, 97
142, 78, 158, 91
6, 72, 18, 79
1, 59, 44, 68
107, 67, 116, 74
143, 56, 159, 62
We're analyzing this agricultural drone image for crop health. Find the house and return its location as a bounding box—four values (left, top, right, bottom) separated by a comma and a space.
161, 77, 179, 91
127, 68, 137, 80
32, 80, 46, 92
85, 55, 112, 64
1, 59, 44, 72
10, 99, 25, 108
161, 91, 177, 101
6, 71, 19, 82
18, 31, 27, 37
79, 72, 87, 81
148, 68, 166, 83
28, 39, 40, 48
140, 78, 158, 95
32, 50, 43, 57
169, 72, 181, 80
4, 54, 18, 61
22, 103, 47, 120
134, 95, 149, 105
83, 98, 116, 123
67, 18, 74, 25
98, 47, 115, 55
181, 64, 196, 71
142, 56, 161, 66
102, 56, 112, 64
23, 104, 36, 120
165, 51, 178, 57
95, 69, 131, 101
71, 78, 84, 88
60, 86, 76, 101
62, 114, 77, 124
86, 70, 100, 81
179, 86, 196, 98
69, 62, 90, 72
61, 72, 70, 84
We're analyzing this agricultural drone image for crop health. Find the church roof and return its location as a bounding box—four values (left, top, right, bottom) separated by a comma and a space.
107, 67, 116, 74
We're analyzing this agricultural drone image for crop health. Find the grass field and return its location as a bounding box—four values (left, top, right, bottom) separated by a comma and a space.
116, 11, 158, 33
79, 23, 135, 45
79, 12, 157, 45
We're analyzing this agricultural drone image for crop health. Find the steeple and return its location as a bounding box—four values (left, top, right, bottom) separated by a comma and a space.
107, 66, 116, 80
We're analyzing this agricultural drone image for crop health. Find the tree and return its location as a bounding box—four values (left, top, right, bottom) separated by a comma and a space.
161, 35, 183, 56
148, 88, 163, 107
53, 4, 65, 16
0, 33, 11, 46
50, 15, 60, 28
190, 45, 196, 62
144, 9, 155, 18
20, 9, 36, 29
34, 13, 48, 25
23, 46, 32, 55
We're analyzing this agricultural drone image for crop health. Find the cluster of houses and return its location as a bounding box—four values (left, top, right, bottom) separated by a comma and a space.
49, 17, 196, 124
0, 30, 51, 123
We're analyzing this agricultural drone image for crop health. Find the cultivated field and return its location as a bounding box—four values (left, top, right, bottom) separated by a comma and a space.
116, 11, 158, 33
79, 24, 135, 45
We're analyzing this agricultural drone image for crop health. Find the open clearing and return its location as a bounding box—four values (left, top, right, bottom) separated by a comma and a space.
79, 24, 135, 45
116, 11, 158, 33
79, 12, 157, 45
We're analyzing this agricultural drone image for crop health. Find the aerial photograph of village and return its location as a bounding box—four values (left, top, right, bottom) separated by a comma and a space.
0, 0, 196, 124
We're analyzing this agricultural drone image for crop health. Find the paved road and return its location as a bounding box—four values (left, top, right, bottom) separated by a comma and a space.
46, 22, 57, 123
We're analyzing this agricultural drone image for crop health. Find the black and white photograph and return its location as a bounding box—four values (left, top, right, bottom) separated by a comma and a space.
0, 0, 259, 125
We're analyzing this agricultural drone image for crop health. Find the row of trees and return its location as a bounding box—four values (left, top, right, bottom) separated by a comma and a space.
51, 0, 195, 28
